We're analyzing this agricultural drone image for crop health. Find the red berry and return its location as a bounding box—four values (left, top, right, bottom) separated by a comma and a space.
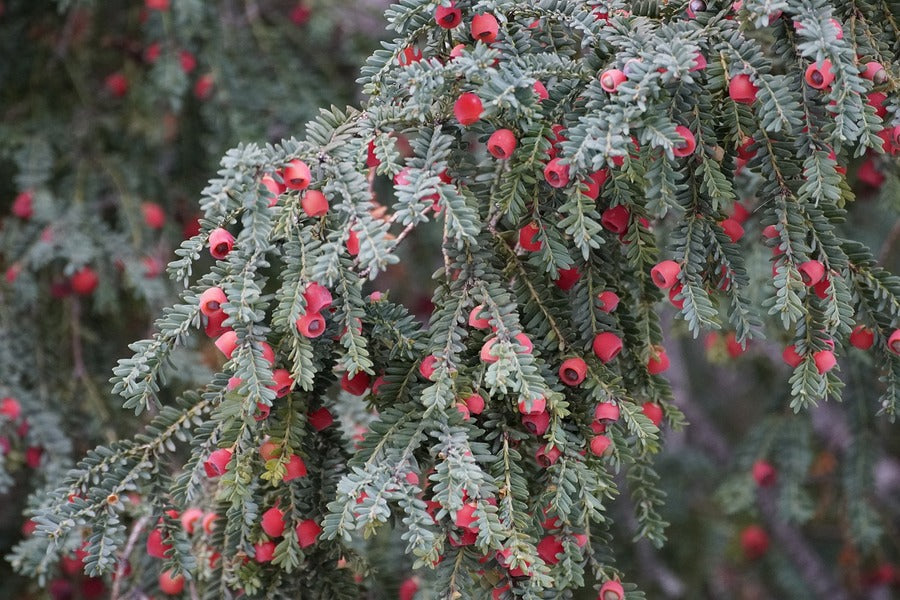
303, 282, 333, 313
12, 190, 33, 219
284, 453, 308, 481
158, 570, 184, 595
522, 410, 550, 435
468, 304, 490, 329
583, 169, 609, 199
594, 402, 620, 422
599, 69, 626, 92
798, 260, 825, 286
340, 371, 371, 396
597, 290, 619, 313
70, 267, 99, 295
813, 349, 837, 374
455, 502, 479, 531
453, 93, 483, 126
419, 354, 439, 380
254, 540, 276, 562
592, 332, 623, 363
301, 190, 329, 217
752, 460, 776, 487
471, 13, 499, 43
554, 267, 580, 291
194, 73, 214, 100
721, 218, 745, 243
204, 448, 232, 478
518, 222, 542, 251
647, 346, 670, 374
692, 52, 708, 71
518, 396, 546, 415
533, 80, 549, 101
290, 3, 311, 26
146, 528, 171, 559
857, 158, 885, 188
284, 159, 311, 190
536, 535, 564, 565
559, 357, 587, 386
598, 580, 625, 600
590, 435, 612, 457
642, 402, 664, 427
141, 202, 166, 229
180, 507, 203, 534
487, 128, 517, 159
209, 228, 235, 259
849, 325, 875, 350
601, 205, 630, 234
464, 393, 485, 415
199, 287, 227, 318
435, 3, 461, 29
887, 329, 900, 355
296, 312, 326, 338
261, 507, 285, 538
296, 519, 321, 548
651, 260, 680, 289
515, 333, 534, 353
0, 397, 22, 421
179, 50, 196, 74
535, 444, 562, 467
480, 338, 500, 363
270, 369, 294, 398
214, 330, 238, 357
543, 157, 570, 188
307, 407, 334, 431
672, 125, 696, 157
398, 45, 423, 67
104, 72, 129, 98
399, 577, 419, 600
805, 60, 835, 90
729, 73, 758, 104
456, 401, 471, 421
146, 0, 169, 9
863, 61, 887, 84
740, 525, 769, 560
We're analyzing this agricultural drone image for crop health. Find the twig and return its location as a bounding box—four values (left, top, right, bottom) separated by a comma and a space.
111, 515, 150, 600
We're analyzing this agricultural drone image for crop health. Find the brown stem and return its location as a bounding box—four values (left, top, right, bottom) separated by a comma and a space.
111, 515, 150, 600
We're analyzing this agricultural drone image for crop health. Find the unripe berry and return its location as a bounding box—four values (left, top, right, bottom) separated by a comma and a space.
301, 190, 329, 217
888, 329, 900, 355
642, 402, 664, 427
284, 159, 311, 190
651, 260, 680, 289
204, 448, 232, 478
740, 525, 770, 560
158, 570, 184, 595
434, 3, 461, 29
453, 93, 483, 126
593, 332, 623, 363
341, 371, 371, 396
468, 304, 490, 329
254, 540, 276, 562
536, 535, 564, 565
471, 13, 499, 43
559, 357, 587, 386
554, 267, 580, 291
518, 222, 543, 252
805, 60, 835, 89
518, 396, 546, 415
292, 519, 320, 548
849, 324, 875, 350
283, 453, 308, 481
752, 460, 776, 487
589, 435, 612, 457
522, 410, 550, 435
597, 290, 619, 313
647, 346, 670, 374
296, 312, 326, 338
601, 205, 630, 234
465, 393, 485, 415
813, 349, 837, 374
199, 287, 227, 318
798, 259, 825, 286
729, 73, 758, 104
214, 330, 238, 358
720, 218, 745, 243
535, 444, 562, 467
146, 528, 171, 559
599, 68, 627, 92
598, 580, 625, 600
70, 267, 99, 296
672, 125, 696, 157
487, 128, 517, 159
261, 507, 286, 537
544, 157, 571, 188
209, 228, 235, 259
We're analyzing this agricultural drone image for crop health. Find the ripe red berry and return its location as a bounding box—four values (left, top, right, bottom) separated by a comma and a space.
209, 228, 235, 259
536, 535, 564, 565
518, 396, 546, 415
752, 460, 777, 487
419, 354, 439, 380
70, 267, 99, 296
533, 80, 549, 101
340, 371, 371, 396
798, 260, 825, 286
642, 402, 664, 427
721, 218, 745, 243
104, 72, 129, 98
805, 60, 835, 90
863, 61, 887, 84
857, 158, 885, 188
296, 519, 322, 548
261, 507, 286, 537
307, 407, 334, 431
599, 68, 626, 92
254, 541, 276, 563
146, 528, 171, 559
601, 205, 630, 234
464, 393, 485, 415
179, 50, 196, 74
301, 190, 329, 217
543, 158, 570, 188
582, 169, 609, 200
204, 448, 232, 478
453, 93, 483, 126
480, 338, 500, 363
141, 202, 166, 229
471, 13, 499, 43
303, 282, 333, 313
519, 222, 542, 251
522, 410, 550, 435
0, 397, 22, 421
598, 580, 625, 600
487, 128, 517, 159
672, 125, 696, 157
782, 344, 803, 368
590, 435, 612, 457
270, 369, 294, 398
284, 453, 308, 481
535, 444, 562, 467
740, 525, 770, 560
194, 73, 214, 100
559, 357, 587, 386
594, 402, 620, 422
296, 312, 326, 338
729, 73, 758, 104
468, 304, 491, 329
12, 190, 33, 219
158, 570, 184, 595
199, 287, 227, 318
398, 45, 423, 67
592, 332, 623, 363
651, 260, 680, 289
647, 346, 670, 374
813, 349, 837, 374
434, 3, 461, 29
290, 3, 311, 26
399, 578, 419, 600
849, 325, 875, 350
554, 267, 580, 291
597, 290, 620, 313
284, 159, 311, 190
214, 330, 238, 358
887, 329, 900, 355
180, 508, 203, 534
692, 52, 708, 71
455, 502, 479, 531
